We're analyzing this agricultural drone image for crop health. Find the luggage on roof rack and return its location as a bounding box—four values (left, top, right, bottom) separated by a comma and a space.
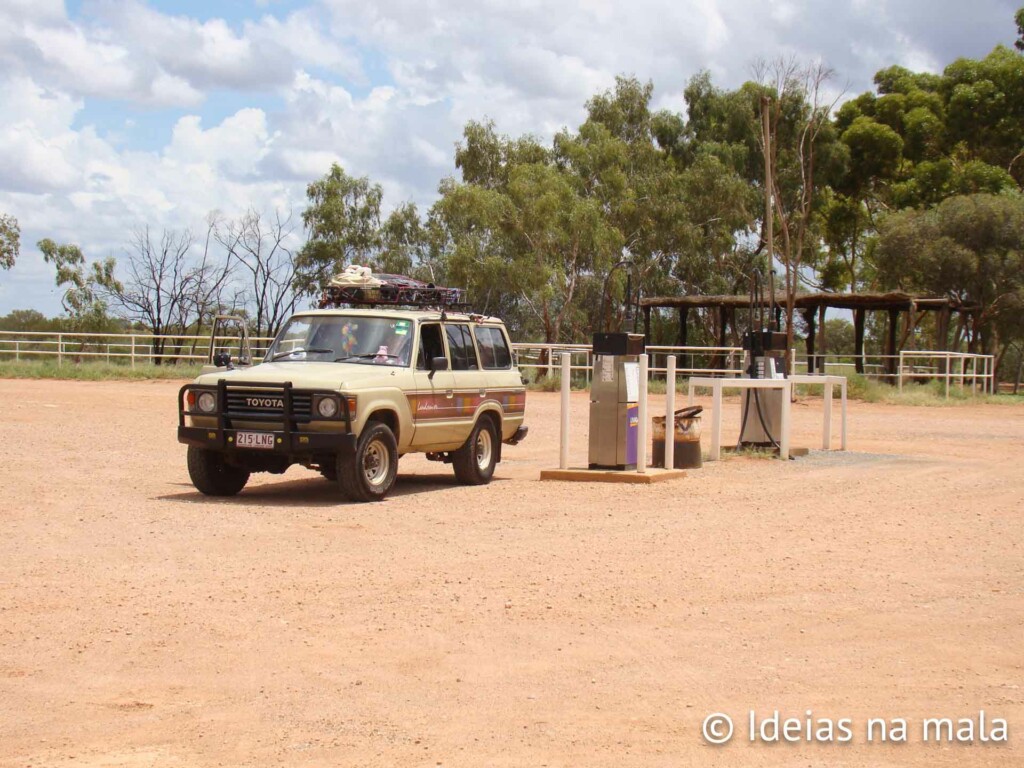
318, 265, 468, 309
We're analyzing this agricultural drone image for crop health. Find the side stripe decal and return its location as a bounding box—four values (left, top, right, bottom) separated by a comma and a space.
407, 389, 526, 422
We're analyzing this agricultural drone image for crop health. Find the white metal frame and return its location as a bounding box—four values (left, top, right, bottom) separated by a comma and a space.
686, 377, 793, 461
686, 374, 850, 460
789, 374, 848, 450
897, 350, 995, 397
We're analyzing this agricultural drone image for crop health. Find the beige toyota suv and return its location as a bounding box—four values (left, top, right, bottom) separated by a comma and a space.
178, 309, 528, 502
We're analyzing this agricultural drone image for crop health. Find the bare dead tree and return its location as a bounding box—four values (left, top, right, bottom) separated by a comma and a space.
753, 57, 844, 352
98, 225, 236, 364
216, 209, 298, 338
176, 217, 241, 359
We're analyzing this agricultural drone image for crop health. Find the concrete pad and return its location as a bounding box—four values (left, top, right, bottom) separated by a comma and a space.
538, 467, 687, 484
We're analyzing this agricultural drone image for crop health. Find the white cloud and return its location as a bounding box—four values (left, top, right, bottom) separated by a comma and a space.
0, 0, 1018, 315
0, 0, 361, 108
167, 109, 273, 179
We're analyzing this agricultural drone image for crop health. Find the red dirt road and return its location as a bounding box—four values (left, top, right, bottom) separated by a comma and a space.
0, 379, 1021, 766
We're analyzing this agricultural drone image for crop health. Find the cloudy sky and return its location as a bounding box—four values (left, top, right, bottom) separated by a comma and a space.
0, 0, 1019, 315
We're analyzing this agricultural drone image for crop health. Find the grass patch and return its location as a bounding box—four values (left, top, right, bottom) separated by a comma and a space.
525, 373, 589, 392
0, 359, 203, 381
797, 373, 1021, 406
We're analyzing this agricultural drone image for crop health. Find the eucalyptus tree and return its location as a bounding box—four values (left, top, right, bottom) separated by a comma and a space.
875, 192, 1024, 372
432, 121, 621, 343
294, 164, 383, 296
0, 213, 19, 272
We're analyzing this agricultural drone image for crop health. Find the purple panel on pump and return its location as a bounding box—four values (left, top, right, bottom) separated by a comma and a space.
625, 404, 639, 466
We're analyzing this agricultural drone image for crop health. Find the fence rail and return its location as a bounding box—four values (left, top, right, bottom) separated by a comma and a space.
792, 353, 903, 381
0, 330, 997, 392
512, 343, 744, 380
0, 330, 274, 367
898, 350, 995, 396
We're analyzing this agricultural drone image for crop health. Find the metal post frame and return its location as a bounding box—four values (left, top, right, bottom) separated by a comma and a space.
637, 354, 649, 474
559, 353, 571, 470
664, 355, 676, 470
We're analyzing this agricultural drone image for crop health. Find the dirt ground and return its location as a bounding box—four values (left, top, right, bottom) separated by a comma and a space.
0, 379, 1021, 767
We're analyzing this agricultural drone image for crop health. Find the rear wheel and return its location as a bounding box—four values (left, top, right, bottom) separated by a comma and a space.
338, 421, 398, 502
452, 417, 498, 485
187, 447, 250, 496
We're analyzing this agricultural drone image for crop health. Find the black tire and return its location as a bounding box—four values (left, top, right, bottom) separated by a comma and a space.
187, 446, 250, 496
337, 421, 398, 502
452, 417, 498, 485
319, 463, 338, 482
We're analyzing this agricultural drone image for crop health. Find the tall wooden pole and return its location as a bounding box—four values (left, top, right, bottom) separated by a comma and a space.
761, 96, 774, 301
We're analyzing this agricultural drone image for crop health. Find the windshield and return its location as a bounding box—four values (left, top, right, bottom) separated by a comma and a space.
264, 315, 415, 366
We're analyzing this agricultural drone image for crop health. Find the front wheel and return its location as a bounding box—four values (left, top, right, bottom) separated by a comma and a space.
452, 417, 498, 485
337, 421, 399, 502
187, 447, 250, 496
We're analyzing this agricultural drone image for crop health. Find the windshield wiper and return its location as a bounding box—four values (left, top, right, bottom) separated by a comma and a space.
335, 353, 402, 362
270, 347, 334, 361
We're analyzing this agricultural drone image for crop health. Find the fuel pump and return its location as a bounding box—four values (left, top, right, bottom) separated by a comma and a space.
589, 261, 645, 470
739, 270, 789, 447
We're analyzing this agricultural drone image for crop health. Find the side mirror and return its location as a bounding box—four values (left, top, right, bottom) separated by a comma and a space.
429, 356, 448, 378
213, 351, 232, 368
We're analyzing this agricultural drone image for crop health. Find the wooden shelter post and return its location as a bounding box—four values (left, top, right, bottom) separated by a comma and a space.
853, 308, 866, 374
936, 306, 951, 376
817, 305, 827, 374
717, 306, 728, 370
803, 308, 816, 375
886, 308, 899, 378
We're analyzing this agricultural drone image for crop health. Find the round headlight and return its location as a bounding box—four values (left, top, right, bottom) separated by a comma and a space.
317, 397, 339, 418
197, 391, 217, 413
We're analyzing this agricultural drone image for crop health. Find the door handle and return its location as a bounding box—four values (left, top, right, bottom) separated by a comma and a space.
445, 390, 454, 398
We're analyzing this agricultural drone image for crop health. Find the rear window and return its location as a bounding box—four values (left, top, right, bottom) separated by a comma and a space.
474, 326, 512, 369
445, 324, 479, 370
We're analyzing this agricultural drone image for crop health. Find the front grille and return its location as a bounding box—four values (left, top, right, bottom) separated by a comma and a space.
224, 387, 312, 420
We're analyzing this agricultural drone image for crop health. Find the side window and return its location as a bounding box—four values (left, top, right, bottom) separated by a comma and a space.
474, 326, 512, 369
416, 323, 445, 370
445, 324, 478, 371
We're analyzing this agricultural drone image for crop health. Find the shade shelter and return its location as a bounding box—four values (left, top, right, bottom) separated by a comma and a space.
638, 292, 982, 376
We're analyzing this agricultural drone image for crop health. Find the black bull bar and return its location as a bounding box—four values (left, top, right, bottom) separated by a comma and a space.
177, 379, 357, 456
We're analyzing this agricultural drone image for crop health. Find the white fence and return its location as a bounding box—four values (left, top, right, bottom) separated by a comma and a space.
0, 330, 997, 393
0, 330, 274, 367
898, 350, 995, 396
0, 330, 746, 379
513, 343, 743, 380
792, 353, 902, 381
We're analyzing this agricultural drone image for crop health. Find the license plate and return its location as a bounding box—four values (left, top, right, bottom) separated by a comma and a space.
236, 431, 275, 449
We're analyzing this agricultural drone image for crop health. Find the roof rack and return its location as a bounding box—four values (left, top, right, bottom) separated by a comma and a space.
317, 267, 469, 310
